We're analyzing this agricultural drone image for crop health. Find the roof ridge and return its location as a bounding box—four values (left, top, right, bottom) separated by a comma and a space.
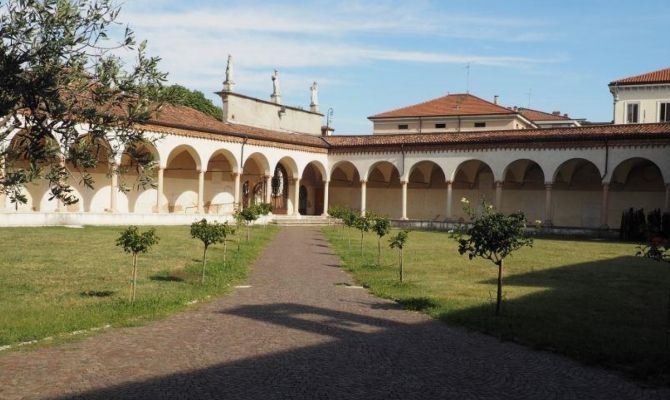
609, 66, 670, 85
369, 93, 515, 119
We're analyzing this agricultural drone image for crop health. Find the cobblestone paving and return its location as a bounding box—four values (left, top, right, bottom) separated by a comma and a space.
1, 227, 668, 399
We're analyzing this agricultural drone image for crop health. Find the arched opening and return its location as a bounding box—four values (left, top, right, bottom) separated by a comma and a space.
609, 158, 665, 228
452, 159, 494, 220
328, 161, 361, 212
501, 159, 545, 222
205, 149, 237, 214
552, 158, 602, 227
300, 161, 327, 215
4, 132, 60, 211
271, 156, 299, 214
164, 145, 200, 214
242, 152, 270, 211
407, 161, 447, 220
367, 161, 402, 218
119, 141, 159, 213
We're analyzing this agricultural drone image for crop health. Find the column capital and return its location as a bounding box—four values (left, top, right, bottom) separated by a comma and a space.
495, 180, 503, 187
323, 179, 330, 184
544, 183, 553, 189
445, 180, 452, 185
400, 180, 408, 185
198, 169, 207, 174
264, 174, 273, 180
231, 171, 240, 177
602, 181, 610, 188
360, 179, 367, 184
293, 177, 300, 183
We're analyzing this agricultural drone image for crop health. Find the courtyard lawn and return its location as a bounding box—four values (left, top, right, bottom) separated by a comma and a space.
0, 225, 277, 348
323, 227, 670, 384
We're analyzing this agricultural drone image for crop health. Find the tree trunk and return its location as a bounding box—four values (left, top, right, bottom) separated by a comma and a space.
360, 231, 364, 255
131, 253, 137, 304
201, 246, 208, 284
495, 259, 504, 316
399, 248, 403, 282
377, 237, 381, 266
247, 224, 250, 241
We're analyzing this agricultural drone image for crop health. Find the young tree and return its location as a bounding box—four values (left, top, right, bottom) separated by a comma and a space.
236, 206, 259, 241
0, 0, 169, 206
372, 215, 391, 265
221, 222, 235, 266
342, 208, 358, 246
454, 199, 533, 316
354, 213, 373, 255
190, 219, 227, 283
116, 226, 159, 303
389, 230, 409, 282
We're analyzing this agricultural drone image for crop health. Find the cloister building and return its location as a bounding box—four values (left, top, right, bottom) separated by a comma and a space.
1, 62, 669, 232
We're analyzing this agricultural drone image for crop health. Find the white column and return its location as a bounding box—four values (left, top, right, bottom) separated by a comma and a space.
600, 182, 609, 228
544, 183, 553, 226
665, 183, 670, 213
360, 180, 367, 216
401, 180, 408, 220
495, 181, 503, 210
198, 169, 205, 214
293, 178, 300, 216
322, 180, 330, 216
446, 180, 453, 220
233, 172, 241, 211
265, 175, 272, 204
110, 163, 118, 213
155, 167, 164, 213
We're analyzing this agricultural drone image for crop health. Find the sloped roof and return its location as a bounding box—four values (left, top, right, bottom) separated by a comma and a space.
325, 123, 670, 149
609, 67, 670, 86
146, 104, 329, 148
368, 93, 515, 119
516, 107, 571, 121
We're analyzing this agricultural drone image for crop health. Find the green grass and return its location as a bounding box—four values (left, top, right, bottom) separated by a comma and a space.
0, 225, 277, 347
323, 227, 670, 384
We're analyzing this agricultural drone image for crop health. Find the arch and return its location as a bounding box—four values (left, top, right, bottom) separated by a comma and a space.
275, 156, 299, 179
164, 145, 201, 213
502, 159, 546, 185
118, 141, 161, 213
500, 159, 545, 220
552, 158, 603, 228
551, 158, 602, 186
610, 158, 664, 190
452, 159, 494, 188
367, 161, 401, 187
300, 161, 327, 215
207, 148, 238, 174
243, 152, 270, 176
165, 144, 202, 172
329, 160, 361, 183
300, 159, 327, 181
406, 160, 447, 220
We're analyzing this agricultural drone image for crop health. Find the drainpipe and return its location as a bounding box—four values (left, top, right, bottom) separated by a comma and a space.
601, 139, 609, 181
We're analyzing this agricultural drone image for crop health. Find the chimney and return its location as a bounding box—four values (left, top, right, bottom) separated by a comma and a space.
552, 111, 561, 116
493, 95, 499, 105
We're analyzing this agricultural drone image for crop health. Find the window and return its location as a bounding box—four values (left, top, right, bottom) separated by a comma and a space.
435, 123, 446, 129
660, 102, 670, 122
626, 103, 639, 123
474, 122, 486, 128
398, 124, 409, 130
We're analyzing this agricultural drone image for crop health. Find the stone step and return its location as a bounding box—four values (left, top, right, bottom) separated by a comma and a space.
271, 216, 340, 226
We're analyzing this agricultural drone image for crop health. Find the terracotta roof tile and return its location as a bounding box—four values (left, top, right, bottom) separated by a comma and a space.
146, 104, 328, 148
516, 107, 571, 121
369, 93, 515, 119
324, 123, 670, 149
609, 67, 670, 86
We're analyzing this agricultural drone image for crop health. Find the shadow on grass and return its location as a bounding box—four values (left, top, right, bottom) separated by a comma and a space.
399, 296, 439, 312
150, 270, 199, 283
442, 255, 670, 384
79, 290, 115, 297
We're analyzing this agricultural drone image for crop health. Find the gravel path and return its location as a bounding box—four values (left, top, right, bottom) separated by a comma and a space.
0, 227, 667, 399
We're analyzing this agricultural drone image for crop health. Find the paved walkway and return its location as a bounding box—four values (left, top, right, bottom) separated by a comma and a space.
1, 227, 668, 399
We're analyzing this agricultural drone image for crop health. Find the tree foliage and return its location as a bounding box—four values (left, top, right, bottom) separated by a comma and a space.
389, 230, 409, 282
160, 84, 222, 120
115, 226, 159, 303
372, 215, 391, 265
453, 199, 533, 315
0, 0, 168, 206
190, 219, 232, 283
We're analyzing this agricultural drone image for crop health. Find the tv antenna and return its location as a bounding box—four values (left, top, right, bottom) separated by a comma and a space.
525, 88, 532, 107
326, 107, 334, 129
465, 62, 472, 93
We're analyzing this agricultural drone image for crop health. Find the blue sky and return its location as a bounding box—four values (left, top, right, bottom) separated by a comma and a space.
120, 0, 669, 133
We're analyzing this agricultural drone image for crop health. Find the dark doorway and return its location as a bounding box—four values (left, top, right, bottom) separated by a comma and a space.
299, 185, 307, 215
